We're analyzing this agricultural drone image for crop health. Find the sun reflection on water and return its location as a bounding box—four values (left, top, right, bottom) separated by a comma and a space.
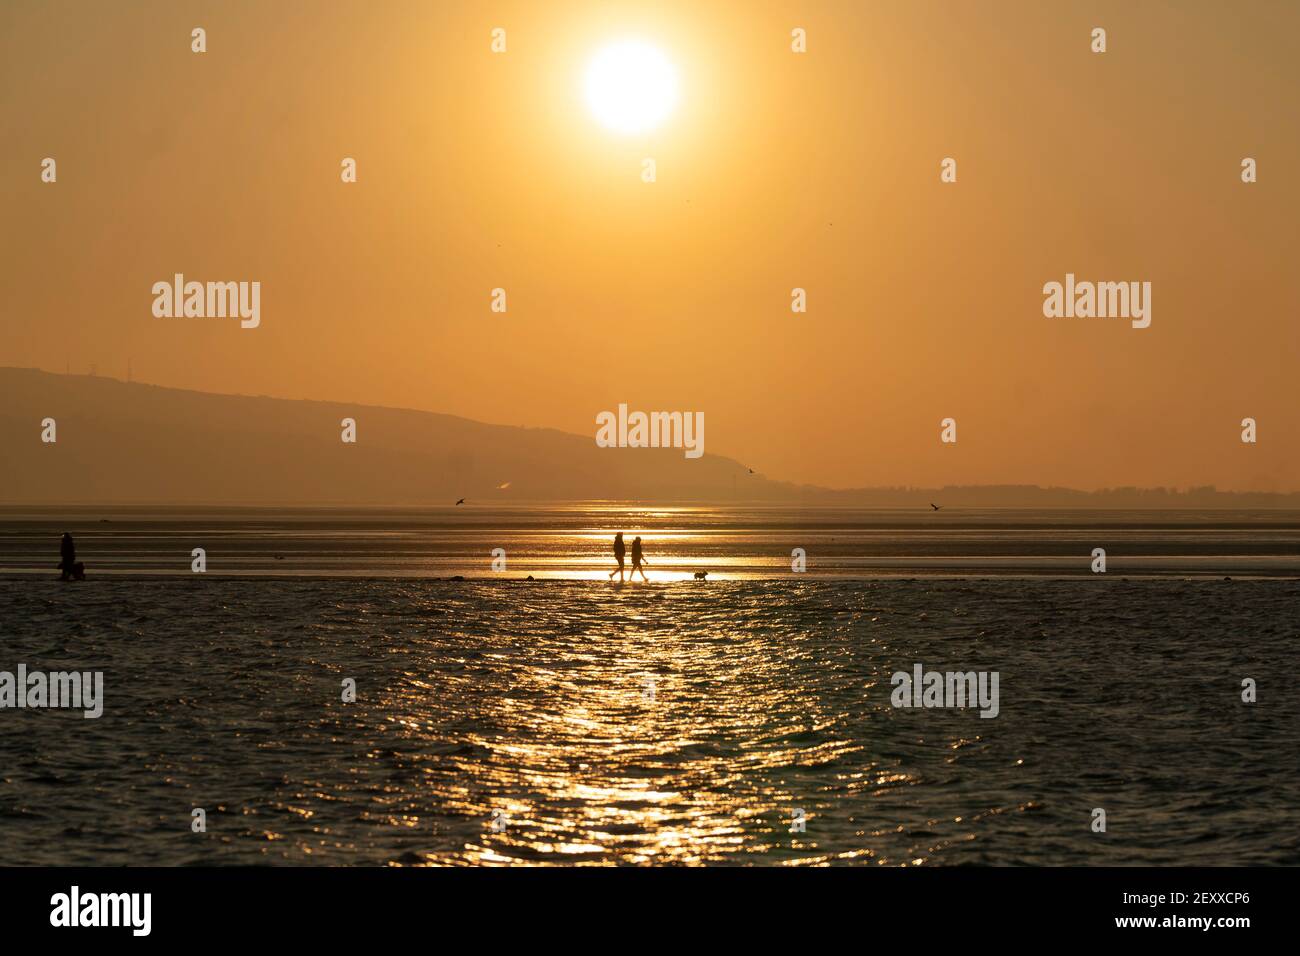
349, 580, 973, 867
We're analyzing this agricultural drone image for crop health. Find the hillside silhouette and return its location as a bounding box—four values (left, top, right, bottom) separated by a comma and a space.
4, 368, 1299, 508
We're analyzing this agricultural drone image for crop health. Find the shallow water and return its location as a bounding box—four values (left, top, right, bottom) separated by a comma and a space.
2, 575, 1296, 866
2, 506, 1300, 578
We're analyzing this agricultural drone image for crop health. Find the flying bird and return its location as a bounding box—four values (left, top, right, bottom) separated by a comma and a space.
930, 503, 941, 511
456, 498, 466, 506
497, 481, 511, 490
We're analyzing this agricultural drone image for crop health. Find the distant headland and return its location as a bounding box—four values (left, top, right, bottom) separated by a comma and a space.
3, 367, 1298, 508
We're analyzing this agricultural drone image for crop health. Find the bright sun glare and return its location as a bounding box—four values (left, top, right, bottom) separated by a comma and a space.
584, 39, 679, 135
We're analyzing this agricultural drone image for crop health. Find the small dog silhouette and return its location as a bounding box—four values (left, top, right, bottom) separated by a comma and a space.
693, 571, 708, 580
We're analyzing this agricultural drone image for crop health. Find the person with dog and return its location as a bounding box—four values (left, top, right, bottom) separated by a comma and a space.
58, 532, 85, 581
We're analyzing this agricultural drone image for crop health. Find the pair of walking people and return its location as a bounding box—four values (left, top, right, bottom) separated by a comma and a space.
608, 532, 648, 583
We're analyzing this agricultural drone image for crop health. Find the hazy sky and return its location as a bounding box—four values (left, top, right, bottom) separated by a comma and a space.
3, 0, 1297, 492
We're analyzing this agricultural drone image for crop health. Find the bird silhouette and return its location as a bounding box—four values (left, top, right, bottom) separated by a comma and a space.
930, 503, 941, 511
748, 468, 755, 474
456, 498, 465, 506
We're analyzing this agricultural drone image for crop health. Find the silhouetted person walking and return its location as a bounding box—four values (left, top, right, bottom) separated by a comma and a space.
630, 536, 648, 582
608, 532, 625, 582
58, 532, 84, 581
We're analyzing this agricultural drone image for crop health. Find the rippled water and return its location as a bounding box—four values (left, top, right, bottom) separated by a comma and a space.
2, 575, 1296, 865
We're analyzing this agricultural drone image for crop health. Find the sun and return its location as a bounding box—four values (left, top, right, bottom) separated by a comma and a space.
584, 39, 680, 136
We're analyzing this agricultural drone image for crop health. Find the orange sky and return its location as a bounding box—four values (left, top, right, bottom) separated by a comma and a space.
2, 0, 1297, 492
